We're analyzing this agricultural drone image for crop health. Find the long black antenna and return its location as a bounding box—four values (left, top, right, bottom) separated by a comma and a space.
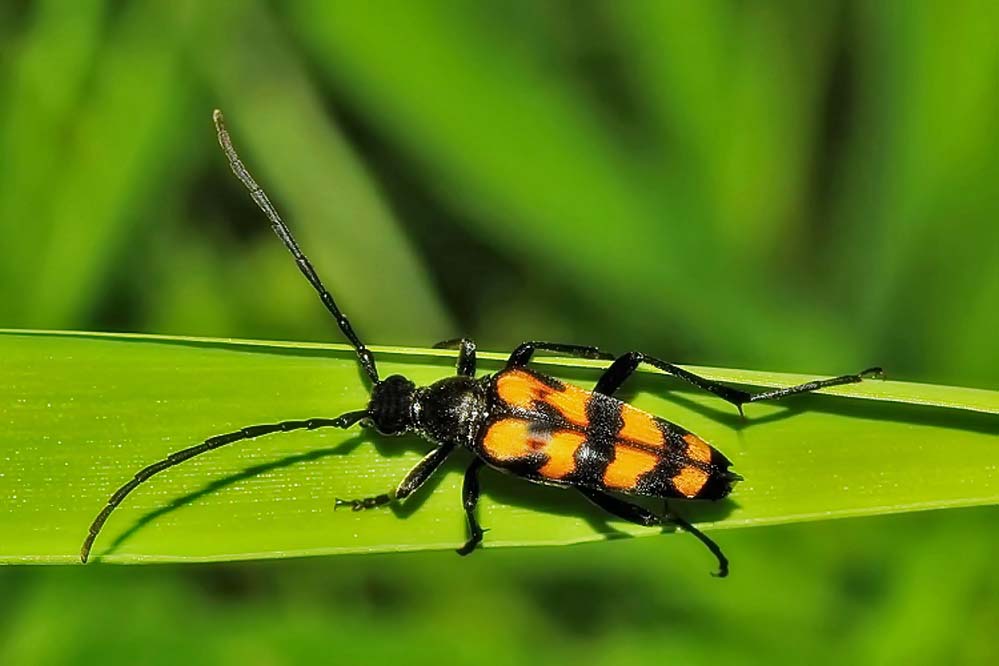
213, 109, 379, 384
81, 411, 367, 563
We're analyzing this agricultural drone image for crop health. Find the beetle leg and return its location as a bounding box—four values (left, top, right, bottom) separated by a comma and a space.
578, 488, 728, 577
433, 338, 477, 377
456, 459, 486, 555
507, 341, 614, 367
335, 442, 456, 511
594, 351, 882, 416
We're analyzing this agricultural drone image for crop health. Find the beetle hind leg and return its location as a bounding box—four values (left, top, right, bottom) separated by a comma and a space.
595, 351, 882, 416
578, 488, 729, 577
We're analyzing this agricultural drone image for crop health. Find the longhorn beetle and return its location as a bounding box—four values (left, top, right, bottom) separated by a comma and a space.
80, 110, 884, 575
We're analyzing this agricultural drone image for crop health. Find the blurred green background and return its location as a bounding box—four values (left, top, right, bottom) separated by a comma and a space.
1, 2, 997, 664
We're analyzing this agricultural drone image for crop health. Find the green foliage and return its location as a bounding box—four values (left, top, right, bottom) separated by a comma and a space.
2, 331, 994, 565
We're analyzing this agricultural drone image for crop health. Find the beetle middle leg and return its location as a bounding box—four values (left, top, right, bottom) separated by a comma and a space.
507, 341, 614, 367
335, 442, 456, 511
456, 458, 486, 555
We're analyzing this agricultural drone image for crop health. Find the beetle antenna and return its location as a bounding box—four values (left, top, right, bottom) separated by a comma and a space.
81, 411, 368, 563
213, 109, 379, 384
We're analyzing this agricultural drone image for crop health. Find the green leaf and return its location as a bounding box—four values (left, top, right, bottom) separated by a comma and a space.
2, 329, 995, 564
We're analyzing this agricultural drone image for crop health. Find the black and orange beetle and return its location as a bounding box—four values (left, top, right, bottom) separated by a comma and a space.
81, 110, 883, 575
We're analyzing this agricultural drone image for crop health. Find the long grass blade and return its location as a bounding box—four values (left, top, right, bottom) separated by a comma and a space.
1, 330, 995, 564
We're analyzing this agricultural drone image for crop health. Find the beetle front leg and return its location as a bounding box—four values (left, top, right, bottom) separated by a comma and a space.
433, 338, 477, 377
335, 442, 456, 511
